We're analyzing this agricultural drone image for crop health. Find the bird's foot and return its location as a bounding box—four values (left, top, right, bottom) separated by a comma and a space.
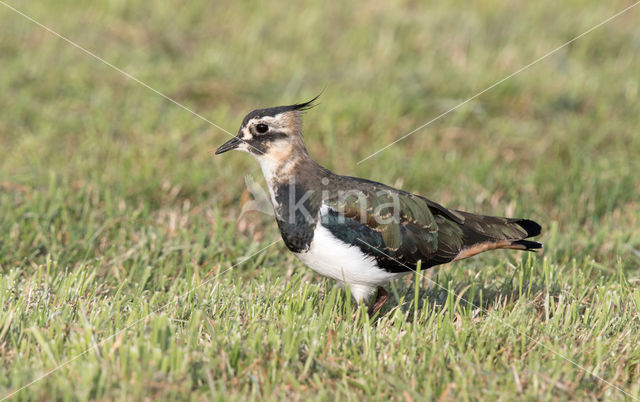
367, 287, 388, 317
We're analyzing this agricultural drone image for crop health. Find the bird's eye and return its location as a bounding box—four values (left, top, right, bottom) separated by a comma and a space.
256, 123, 269, 134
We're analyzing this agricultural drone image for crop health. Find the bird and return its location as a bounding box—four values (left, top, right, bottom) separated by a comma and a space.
215, 96, 542, 316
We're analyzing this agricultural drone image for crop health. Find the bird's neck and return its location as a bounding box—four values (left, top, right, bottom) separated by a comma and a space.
256, 154, 296, 185
254, 146, 330, 212
254, 142, 320, 186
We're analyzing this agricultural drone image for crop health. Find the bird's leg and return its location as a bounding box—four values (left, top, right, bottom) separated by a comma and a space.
367, 287, 388, 317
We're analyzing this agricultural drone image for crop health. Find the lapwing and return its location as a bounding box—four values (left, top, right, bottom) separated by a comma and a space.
216, 97, 542, 316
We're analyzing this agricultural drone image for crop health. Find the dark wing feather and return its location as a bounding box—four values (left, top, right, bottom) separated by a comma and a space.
320, 176, 542, 272
321, 188, 456, 272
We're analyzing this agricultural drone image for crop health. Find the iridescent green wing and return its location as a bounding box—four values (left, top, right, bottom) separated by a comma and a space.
322, 187, 443, 262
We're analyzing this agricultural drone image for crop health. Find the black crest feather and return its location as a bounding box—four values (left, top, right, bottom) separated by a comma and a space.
241, 93, 322, 126
290, 92, 322, 112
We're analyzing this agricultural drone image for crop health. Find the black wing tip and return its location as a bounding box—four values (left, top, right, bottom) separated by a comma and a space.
515, 219, 542, 238
511, 239, 543, 251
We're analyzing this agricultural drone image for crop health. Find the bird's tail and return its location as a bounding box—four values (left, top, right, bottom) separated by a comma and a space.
452, 213, 542, 261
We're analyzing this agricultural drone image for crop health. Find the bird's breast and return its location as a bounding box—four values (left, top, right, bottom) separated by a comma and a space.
295, 221, 406, 286
270, 181, 319, 253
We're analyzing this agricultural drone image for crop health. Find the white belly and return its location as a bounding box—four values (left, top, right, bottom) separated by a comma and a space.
295, 223, 406, 289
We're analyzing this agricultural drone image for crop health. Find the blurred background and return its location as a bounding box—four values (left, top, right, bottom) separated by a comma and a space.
2, 1, 639, 261
1, 0, 639, 399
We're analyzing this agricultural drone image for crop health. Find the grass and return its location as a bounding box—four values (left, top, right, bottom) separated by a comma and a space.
1, 0, 639, 399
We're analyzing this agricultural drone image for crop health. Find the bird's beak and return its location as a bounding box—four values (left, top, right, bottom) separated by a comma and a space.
215, 136, 241, 154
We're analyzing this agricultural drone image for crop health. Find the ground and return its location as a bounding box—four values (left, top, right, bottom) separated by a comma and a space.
1, 0, 639, 400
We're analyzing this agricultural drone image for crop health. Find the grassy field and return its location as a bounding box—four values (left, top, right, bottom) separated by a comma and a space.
1, 0, 640, 400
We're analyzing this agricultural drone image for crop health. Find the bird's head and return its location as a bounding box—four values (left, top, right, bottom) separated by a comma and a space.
215, 96, 319, 163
